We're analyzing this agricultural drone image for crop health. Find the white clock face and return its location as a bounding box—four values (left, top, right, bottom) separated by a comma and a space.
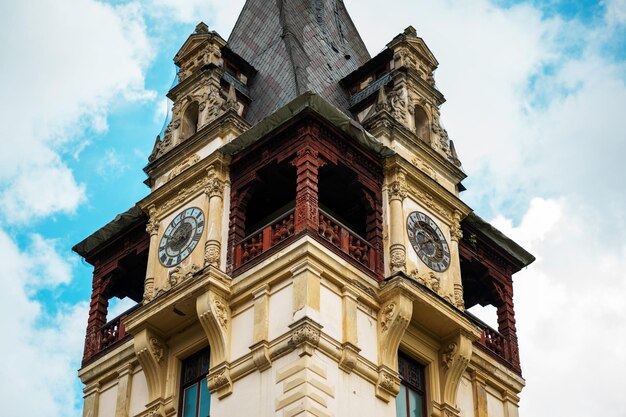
158, 207, 205, 267
407, 211, 451, 272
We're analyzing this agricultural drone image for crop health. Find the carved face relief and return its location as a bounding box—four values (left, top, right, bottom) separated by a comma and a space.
407, 211, 450, 272
159, 207, 205, 267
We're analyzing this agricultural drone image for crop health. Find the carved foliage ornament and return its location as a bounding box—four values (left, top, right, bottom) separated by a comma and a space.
442, 342, 458, 371
380, 302, 397, 333
289, 323, 321, 347
149, 337, 165, 364
213, 298, 228, 328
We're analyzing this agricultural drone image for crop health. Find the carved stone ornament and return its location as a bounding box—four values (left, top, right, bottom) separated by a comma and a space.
157, 176, 209, 218
290, 323, 321, 347
453, 284, 465, 310
213, 298, 228, 328
204, 241, 221, 267
390, 245, 406, 273
409, 186, 453, 223
146, 404, 165, 417
146, 206, 159, 237
380, 302, 397, 333
442, 342, 458, 371
376, 367, 401, 401
388, 173, 408, 202
410, 270, 441, 294
207, 365, 233, 398
168, 264, 200, 289
167, 154, 200, 181
149, 337, 165, 364
390, 88, 407, 122
450, 210, 463, 242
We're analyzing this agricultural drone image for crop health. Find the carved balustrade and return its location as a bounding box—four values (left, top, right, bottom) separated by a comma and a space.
475, 323, 519, 372
318, 210, 377, 271
84, 304, 140, 364
234, 210, 295, 269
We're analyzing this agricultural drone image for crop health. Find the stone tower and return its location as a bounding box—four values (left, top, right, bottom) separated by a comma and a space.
74, 2, 534, 417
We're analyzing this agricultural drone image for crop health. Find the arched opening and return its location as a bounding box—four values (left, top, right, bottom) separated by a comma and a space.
318, 163, 367, 238
244, 161, 296, 236
182, 102, 200, 139
414, 106, 430, 144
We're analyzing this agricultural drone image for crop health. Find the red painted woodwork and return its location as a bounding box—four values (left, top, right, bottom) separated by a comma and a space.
228, 113, 383, 279
234, 210, 295, 267
318, 210, 377, 271
459, 224, 523, 374
82, 221, 149, 365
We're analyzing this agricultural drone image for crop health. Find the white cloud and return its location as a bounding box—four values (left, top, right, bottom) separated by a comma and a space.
0, 0, 155, 224
0, 229, 85, 417
606, 0, 626, 25
494, 200, 626, 417
96, 149, 129, 180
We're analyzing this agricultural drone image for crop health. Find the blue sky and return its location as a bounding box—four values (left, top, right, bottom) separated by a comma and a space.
1, 0, 625, 416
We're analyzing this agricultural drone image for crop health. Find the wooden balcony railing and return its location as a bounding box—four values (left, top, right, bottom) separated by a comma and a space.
83, 303, 140, 364
233, 208, 379, 277
318, 210, 377, 271
234, 210, 295, 268
474, 322, 520, 374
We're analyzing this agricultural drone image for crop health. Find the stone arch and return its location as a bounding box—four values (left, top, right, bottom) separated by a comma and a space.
182, 101, 200, 139
414, 105, 431, 144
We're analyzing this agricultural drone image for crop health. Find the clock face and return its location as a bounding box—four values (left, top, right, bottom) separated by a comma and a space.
407, 211, 450, 272
158, 207, 205, 267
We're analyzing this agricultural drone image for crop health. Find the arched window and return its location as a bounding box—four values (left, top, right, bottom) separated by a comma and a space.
182, 102, 200, 140
414, 106, 430, 144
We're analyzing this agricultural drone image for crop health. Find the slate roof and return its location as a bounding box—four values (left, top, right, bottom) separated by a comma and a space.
227, 0, 371, 124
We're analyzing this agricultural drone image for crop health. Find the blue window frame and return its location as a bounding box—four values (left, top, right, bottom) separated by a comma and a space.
180, 348, 211, 417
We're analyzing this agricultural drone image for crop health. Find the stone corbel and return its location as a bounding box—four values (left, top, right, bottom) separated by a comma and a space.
440, 331, 473, 409
376, 279, 415, 401
207, 362, 233, 399
339, 342, 360, 374
134, 328, 168, 403
196, 289, 231, 368
288, 317, 322, 357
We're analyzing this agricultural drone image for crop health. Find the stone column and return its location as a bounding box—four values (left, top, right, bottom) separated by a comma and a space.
143, 206, 160, 303
388, 170, 408, 274
450, 210, 464, 310
115, 363, 134, 417
82, 383, 100, 417
204, 166, 225, 269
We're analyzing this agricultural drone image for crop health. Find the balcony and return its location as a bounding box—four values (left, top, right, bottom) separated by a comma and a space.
233, 208, 380, 278
469, 312, 521, 375
83, 303, 140, 365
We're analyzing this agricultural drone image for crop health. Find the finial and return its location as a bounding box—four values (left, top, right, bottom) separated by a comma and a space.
404, 26, 417, 37
195, 22, 209, 34
222, 83, 239, 112
374, 85, 391, 113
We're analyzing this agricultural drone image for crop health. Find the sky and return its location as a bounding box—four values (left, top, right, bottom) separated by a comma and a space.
0, 0, 624, 416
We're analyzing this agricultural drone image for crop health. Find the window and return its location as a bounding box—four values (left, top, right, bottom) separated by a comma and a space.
414, 106, 430, 144
396, 354, 427, 417
182, 102, 199, 140
180, 348, 211, 417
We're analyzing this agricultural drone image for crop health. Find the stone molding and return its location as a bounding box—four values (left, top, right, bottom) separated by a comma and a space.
133, 328, 168, 402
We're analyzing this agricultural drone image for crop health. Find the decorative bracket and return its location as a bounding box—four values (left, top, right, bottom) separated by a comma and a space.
196, 289, 231, 368
440, 331, 473, 407
133, 328, 168, 403
288, 318, 322, 357
376, 277, 415, 401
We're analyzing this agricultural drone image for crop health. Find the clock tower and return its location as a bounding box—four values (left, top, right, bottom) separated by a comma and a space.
74, 3, 534, 417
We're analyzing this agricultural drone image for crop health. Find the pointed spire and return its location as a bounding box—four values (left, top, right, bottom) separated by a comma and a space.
227, 0, 371, 123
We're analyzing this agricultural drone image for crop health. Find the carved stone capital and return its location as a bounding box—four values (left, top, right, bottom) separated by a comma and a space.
146, 207, 159, 237
288, 318, 322, 357
204, 240, 221, 268
390, 244, 406, 273
450, 210, 463, 242
453, 284, 465, 310
375, 366, 401, 402
388, 175, 408, 202
207, 363, 232, 399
